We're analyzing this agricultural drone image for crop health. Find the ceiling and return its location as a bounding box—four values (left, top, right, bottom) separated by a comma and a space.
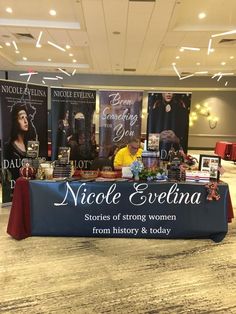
1, 0, 236, 81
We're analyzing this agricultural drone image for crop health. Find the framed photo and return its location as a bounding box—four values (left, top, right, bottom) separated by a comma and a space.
147, 133, 160, 151
199, 154, 221, 180
27, 140, 39, 158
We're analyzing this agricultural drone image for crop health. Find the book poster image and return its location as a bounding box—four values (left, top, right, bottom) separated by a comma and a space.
51, 88, 96, 169
147, 92, 191, 159
0, 80, 48, 203
99, 90, 143, 157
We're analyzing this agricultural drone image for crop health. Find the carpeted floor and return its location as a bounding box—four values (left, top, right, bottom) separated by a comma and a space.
0, 151, 235, 314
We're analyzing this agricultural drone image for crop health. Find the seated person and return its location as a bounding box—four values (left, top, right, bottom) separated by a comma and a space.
113, 138, 143, 170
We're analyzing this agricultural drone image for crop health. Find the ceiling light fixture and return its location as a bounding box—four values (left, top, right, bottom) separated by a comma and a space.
207, 39, 212, 55
221, 62, 226, 65
69, 53, 73, 57
20, 72, 38, 76
195, 71, 208, 74
48, 41, 66, 52
58, 68, 71, 76
22, 57, 27, 61
176, 56, 180, 59
180, 47, 200, 51
49, 9, 57, 16
230, 56, 234, 59
196, 62, 200, 66
48, 58, 52, 61
65, 45, 71, 49
6, 7, 13, 13
15, 50, 20, 54
36, 31, 43, 48
212, 29, 236, 38
43, 77, 58, 80
72, 59, 77, 63
179, 74, 195, 80
198, 12, 206, 19
12, 41, 18, 51
172, 63, 181, 78
5, 42, 11, 46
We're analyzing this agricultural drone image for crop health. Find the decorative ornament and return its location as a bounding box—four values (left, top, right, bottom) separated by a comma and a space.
205, 181, 220, 201
165, 104, 171, 112
20, 162, 36, 180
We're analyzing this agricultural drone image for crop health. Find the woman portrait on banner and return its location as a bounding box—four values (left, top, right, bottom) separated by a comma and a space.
57, 109, 73, 147
147, 92, 191, 155
4, 103, 35, 180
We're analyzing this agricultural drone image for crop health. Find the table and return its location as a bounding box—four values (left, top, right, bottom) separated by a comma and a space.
7, 178, 234, 242
215, 141, 233, 160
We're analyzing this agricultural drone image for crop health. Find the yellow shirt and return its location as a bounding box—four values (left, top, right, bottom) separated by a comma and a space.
113, 146, 143, 168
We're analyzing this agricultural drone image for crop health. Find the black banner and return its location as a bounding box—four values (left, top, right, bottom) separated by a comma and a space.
51, 88, 96, 169
29, 180, 228, 242
147, 92, 191, 159
0, 80, 48, 203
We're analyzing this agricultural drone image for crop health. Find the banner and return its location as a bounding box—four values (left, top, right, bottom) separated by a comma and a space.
147, 92, 191, 159
0, 80, 48, 203
99, 90, 143, 157
51, 87, 96, 169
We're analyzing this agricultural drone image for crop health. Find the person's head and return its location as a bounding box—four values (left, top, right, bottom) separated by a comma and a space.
10, 104, 29, 141
127, 138, 140, 155
162, 93, 173, 103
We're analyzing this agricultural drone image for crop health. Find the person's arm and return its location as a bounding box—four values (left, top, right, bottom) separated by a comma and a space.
113, 149, 124, 170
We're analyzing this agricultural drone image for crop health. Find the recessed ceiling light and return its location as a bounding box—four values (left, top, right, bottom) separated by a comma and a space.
66, 45, 71, 49
15, 50, 20, 54
179, 48, 184, 52
0, 45, 3, 49
22, 57, 27, 61
49, 9, 56, 16
221, 61, 226, 65
196, 62, 201, 66
73, 59, 77, 63
176, 56, 180, 59
198, 12, 206, 19
230, 56, 234, 59
6, 7, 13, 13
48, 58, 52, 61
5, 42, 11, 46
172, 62, 176, 66
69, 53, 73, 57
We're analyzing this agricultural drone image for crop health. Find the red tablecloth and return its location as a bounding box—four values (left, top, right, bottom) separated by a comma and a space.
215, 141, 233, 160
7, 178, 234, 240
7, 178, 31, 240
230, 144, 236, 161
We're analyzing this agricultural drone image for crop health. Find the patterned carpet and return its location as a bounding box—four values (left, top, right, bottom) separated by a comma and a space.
0, 151, 235, 314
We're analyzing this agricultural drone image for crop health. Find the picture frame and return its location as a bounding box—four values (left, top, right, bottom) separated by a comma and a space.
147, 133, 160, 151
199, 154, 221, 180
26, 140, 39, 158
